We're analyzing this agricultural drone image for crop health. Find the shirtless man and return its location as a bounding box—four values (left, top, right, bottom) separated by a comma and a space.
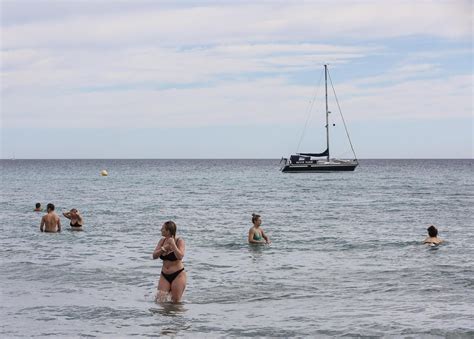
423, 225, 443, 245
40, 203, 61, 233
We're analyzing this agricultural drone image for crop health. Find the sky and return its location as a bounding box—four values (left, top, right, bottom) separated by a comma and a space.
1, 0, 472, 159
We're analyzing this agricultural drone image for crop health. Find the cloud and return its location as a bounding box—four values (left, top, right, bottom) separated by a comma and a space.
2, 68, 471, 130
1, 1, 471, 50
334, 73, 472, 120
1, 1, 472, 131
1, 42, 377, 95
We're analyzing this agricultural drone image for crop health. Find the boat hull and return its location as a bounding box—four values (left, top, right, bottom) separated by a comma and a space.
281, 162, 358, 172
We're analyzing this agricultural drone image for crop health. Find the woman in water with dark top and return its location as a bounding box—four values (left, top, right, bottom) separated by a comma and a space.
152, 220, 186, 303
424, 225, 443, 245
63, 208, 83, 230
248, 213, 271, 244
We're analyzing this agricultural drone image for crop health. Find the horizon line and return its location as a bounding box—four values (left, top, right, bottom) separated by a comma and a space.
1, 158, 473, 161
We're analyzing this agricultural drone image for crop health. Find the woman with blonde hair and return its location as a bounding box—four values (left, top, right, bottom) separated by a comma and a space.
152, 220, 186, 303
248, 213, 271, 244
63, 208, 83, 230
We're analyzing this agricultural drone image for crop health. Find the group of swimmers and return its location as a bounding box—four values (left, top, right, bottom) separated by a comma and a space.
35, 203, 442, 303
151, 213, 271, 303
151, 217, 442, 303
35, 202, 83, 232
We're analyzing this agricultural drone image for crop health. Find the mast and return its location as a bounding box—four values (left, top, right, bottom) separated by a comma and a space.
325, 64, 329, 161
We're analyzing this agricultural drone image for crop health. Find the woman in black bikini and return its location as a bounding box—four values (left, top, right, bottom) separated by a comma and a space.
63, 208, 83, 230
152, 220, 186, 303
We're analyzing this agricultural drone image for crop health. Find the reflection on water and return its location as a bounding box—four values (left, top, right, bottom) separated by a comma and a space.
149, 302, 189, 337
149, 302, 187, 317
248, 243, 274, 264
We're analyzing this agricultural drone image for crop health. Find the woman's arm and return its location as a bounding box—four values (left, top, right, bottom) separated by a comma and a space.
167, 237, 185, 260
63, 212, 71, 219
261, 228, 271, 244
152, 238, 166, 259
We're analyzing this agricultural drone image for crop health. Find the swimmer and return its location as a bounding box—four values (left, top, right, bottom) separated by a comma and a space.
423, 225, 443, 245
34, 202, 43, 212
248, 213, 271, 244
40, 203, 61, 233
152, 221, 186, 303
63, 208, 83, 230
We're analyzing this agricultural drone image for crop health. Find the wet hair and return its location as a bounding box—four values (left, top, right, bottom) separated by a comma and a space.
427, 225, 438, 237
35, 203, 41, 208
252, 213, 261, 224
163, 220, 177, 237
47, 203, 55, 211
70, 208, 78, 213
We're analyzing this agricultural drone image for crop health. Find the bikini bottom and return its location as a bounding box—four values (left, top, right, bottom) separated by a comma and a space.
161, 268, 184, 284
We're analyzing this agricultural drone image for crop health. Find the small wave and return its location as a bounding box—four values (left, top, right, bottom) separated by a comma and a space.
212, 242, 252, 250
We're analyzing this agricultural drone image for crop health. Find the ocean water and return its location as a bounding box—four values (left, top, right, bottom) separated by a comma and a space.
0, 159, 473, 337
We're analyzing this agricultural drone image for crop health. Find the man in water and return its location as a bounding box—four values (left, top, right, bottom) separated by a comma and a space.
40, 203, 61, 233
34, 203, 43, 212
423, 225, 443, 245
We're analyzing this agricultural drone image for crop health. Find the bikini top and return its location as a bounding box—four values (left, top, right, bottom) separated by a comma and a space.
159, 238, 181, 261
253, 231, 262, 241
70, 220, 82, 227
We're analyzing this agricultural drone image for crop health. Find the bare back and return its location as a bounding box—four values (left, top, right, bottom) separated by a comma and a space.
41, 212, 61, 233
424, 236, 442, 245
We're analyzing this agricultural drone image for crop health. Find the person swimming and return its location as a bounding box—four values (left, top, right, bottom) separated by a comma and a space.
63, 208, 83, 230
152, 220, 186, 303
248, 213, 271, 244
34, 202, 43, 212
423, 225, 443, 245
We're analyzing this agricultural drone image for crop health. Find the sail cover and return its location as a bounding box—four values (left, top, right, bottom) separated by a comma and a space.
298, 149, 329, 157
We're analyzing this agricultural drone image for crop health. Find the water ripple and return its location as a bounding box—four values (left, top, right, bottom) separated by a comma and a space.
1, 159, 473, 337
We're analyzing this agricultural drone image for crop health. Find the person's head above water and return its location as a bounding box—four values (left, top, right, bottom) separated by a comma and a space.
161, 220, 177, 238
46, 203, 55, 212
252, 213, 261, 227
35, 203, 41, 209
427, 225, 438, 237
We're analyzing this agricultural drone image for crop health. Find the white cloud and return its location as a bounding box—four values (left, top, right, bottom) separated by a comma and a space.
2, 69, 471, 130
1, 1, 472, 134
1, 2, 471, 50
335, 74, 473, 120
1, 42, 376, 93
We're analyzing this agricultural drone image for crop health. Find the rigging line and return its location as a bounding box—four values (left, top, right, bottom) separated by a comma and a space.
327, 70, 358, 161
296, 70, 324, 153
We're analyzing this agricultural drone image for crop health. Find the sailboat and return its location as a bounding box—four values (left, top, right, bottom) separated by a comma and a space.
280, 65, 358, 172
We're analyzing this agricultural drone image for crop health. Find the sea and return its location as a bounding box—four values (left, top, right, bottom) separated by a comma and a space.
0, 159, 473, 338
